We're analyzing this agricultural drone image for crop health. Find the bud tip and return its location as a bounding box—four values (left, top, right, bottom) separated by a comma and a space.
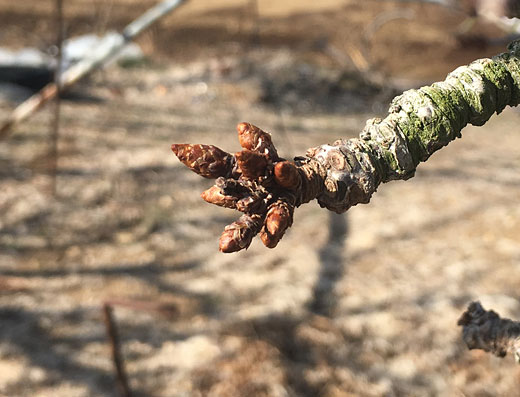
236, 122, 250, 136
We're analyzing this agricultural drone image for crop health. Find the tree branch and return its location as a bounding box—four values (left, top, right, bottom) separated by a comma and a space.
172, 40, 520, 252
306, 39, 520, 212
458, 301, 520, 363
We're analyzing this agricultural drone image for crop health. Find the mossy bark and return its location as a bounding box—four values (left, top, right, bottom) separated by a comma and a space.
173, 41, 520, 252
301, 40, 520, 213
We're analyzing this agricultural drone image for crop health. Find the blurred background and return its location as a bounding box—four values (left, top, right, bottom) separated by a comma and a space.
1, 0, 520, 396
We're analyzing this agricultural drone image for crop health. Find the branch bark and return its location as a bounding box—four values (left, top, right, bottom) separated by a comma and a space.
172, 40, 520, 252
458, 301, 520, 363
304, 39, 520, 213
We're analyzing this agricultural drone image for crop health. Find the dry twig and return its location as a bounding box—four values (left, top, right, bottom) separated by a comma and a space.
103, 303, 132, 397
100, 298, 178, 395
458, 301, 520, 363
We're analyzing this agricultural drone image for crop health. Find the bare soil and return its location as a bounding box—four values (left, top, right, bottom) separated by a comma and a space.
1, 1, 520, 396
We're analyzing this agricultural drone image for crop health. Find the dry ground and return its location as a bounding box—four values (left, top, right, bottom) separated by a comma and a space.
1, 1, 520, 396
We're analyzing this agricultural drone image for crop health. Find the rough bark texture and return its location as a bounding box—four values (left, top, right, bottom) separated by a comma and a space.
301, 39, 520, 213
458, 301, 520, 363
172, 40, 520, 252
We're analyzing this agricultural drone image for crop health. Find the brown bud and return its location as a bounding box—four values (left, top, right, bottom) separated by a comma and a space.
236, 122, 278, 159
171, 143, 232, 179
274, 161, 300, 190
235, 150, 268, 180
201, 186, 237, 209
260, 230, 280, 248
219, 230, 243, 253
265, 201, 292, 235
260, 201, 293, 248
219, 214, 262, 253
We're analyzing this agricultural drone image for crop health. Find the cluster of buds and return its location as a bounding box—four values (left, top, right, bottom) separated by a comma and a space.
172, 122, 302, 253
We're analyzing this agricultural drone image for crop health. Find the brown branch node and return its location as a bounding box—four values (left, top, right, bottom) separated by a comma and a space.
458, 301, 520, 363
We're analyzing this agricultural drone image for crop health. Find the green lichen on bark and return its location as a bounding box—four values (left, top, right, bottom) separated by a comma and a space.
305, 40, 520, 213
173, 41, 520, 251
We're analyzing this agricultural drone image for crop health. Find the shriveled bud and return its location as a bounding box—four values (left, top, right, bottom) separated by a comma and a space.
274, 161, 300, 190
235, 150, 268, 180
219, 214, 262, 253
236, 195, 266, 213
201, 186, 237, 209
215, 177, 250, 197
260, 201, 293, 248
236, 122, 278, 159
171, 143, 232, 179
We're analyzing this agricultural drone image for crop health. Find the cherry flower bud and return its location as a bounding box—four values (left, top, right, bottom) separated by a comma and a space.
219, 214, 262, 253
235, 150, 268, 180
171, 143, 232, 178
274, 161, 301, 190
260, 201, 293, 248
237, 122, 279, 159
201, 186, 237, 209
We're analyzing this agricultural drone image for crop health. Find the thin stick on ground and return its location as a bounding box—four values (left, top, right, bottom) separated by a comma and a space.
458, 301, 520, 363
103, 303, 132, 397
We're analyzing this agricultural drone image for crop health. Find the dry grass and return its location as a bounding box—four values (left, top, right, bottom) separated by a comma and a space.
1, 1, 520, 396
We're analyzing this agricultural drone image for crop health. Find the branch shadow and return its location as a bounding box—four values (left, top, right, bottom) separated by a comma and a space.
307, 212, 349, 316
